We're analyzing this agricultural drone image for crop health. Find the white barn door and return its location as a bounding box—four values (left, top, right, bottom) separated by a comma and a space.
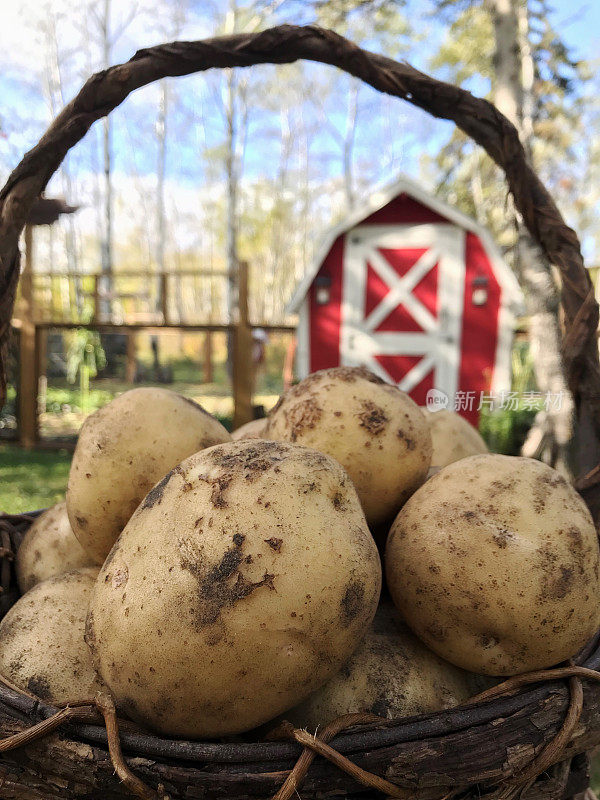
340, 224, 466, 400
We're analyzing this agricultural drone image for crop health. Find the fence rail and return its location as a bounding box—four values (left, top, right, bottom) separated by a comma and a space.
11, 263, 296, 448
22, 269, 231, 327
21, 268, 295, 329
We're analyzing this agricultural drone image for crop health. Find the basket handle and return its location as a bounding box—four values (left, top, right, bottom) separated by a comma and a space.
0, 24, 598, 464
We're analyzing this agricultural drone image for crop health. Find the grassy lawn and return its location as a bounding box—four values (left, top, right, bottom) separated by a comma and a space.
591, 754, 600, 794
37, 382, 278, 439
0, 445, 71, 514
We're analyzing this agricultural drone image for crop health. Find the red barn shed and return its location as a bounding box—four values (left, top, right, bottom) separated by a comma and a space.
287, 177, 523, 424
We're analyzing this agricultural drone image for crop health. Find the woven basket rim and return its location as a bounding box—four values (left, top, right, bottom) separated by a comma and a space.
0, 653, 597, 764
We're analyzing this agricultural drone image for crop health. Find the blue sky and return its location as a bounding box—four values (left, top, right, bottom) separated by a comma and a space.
0, 0, 597, 263
0, 0, 597, 185
553, 1, 600, 63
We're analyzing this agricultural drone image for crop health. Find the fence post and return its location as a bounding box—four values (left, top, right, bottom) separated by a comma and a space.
126, 333, 137, 383
232, 261, 254, 430
93, 275, 100, 323
161, 273, 169, 324
203, 332, 213, 384
36, 326, 47, 418
18, 224, 39, 448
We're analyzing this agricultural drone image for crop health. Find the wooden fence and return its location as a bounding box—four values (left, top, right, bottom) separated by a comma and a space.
12, 247, 295, 447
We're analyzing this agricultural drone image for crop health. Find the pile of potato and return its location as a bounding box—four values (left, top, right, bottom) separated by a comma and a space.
2, 372, 599, 740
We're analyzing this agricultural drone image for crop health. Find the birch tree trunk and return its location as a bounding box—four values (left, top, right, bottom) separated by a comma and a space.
44, 13, 81, 314
223, 1, 241, 377
156, 82, 167, 281
343, 78, 359, 210
225, 65, 239, 325
100, 0, 113, 322
43, 10, 82, 316
487, 0, 574, 472
149, 79, 169, 374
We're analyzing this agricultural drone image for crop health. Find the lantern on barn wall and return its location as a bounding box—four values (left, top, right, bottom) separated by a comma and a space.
287, 177, 523, 425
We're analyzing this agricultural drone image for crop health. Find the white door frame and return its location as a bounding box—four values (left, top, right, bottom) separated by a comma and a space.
341, 224, 466, 399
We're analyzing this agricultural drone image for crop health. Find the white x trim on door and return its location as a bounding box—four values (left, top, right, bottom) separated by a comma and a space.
341, 224, 466, 399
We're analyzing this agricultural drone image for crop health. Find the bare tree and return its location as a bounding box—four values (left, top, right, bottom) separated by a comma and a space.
42, 7, 83, 315
343, 78, 360, 209
216, 0, 258, 371
98, 0, 113, 319
486, 0, 574, 471
156, 82, 168, 278
86, 0, 138, 320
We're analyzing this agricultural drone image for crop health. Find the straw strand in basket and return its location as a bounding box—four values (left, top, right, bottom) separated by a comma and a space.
0, 25, 599, 459
270, 664, 594, 800
0, 689, 162, 800
0, 663, 594, 799
270, 712, 411, 800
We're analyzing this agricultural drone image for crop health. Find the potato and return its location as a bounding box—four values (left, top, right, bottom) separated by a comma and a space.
16, 502, 95, 594
266, 367, 432, 526
67, 387, 231, 563
284, 603, 472, 729
231, 418, 268, 440
425, 409, 488, 467
0, 568, 103, 705
386, 454, 600, 675
86, 440, 381, 738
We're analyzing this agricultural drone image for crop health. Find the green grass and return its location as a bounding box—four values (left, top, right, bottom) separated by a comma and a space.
479, 404, 540, 455
591, 755, 600, 794
0, 445, 71, 514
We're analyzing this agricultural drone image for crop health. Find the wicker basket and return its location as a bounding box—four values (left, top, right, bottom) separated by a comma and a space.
1, 24, 600, 800
0, 512, 599, 800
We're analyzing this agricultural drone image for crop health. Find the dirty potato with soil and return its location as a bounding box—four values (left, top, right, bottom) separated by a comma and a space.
266, 366, 432, 526
425, 408, 488, 467
284, 603, 472, 729
0, 568, 103, 705
386, 454, 600, 675
86, 439, 381, 738
231, 418, 268, 440
67, 387, 231, 563
16, 501, 95, 593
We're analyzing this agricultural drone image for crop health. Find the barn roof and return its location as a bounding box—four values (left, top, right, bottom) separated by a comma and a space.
286, 175, 523, 314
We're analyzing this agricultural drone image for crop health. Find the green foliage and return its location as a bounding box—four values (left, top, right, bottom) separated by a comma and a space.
510, 339, 536, 395
0, 385, 16, 426
212, 412, 234, 431
169, 357, 230, 387
256, 335, 288, 395
66, 329, 106, 385
426, 0, 590, 259
479, 341, 539, 455
591, 755, 600, 796
0, 446, 71, 514
430, 4, 494, 86
479, 404, 539, 455
66, 329, 107, 414
292, 0, 409, 43
44, 386, 116, 415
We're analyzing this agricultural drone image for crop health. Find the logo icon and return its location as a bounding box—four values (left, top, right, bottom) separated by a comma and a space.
426, 389, 449, 412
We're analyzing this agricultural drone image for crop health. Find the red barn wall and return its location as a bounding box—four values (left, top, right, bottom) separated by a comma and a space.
306, 194, 502, 424
458, 232, 500, 425
308, 235, 344, 372
308, 195, 448, 372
